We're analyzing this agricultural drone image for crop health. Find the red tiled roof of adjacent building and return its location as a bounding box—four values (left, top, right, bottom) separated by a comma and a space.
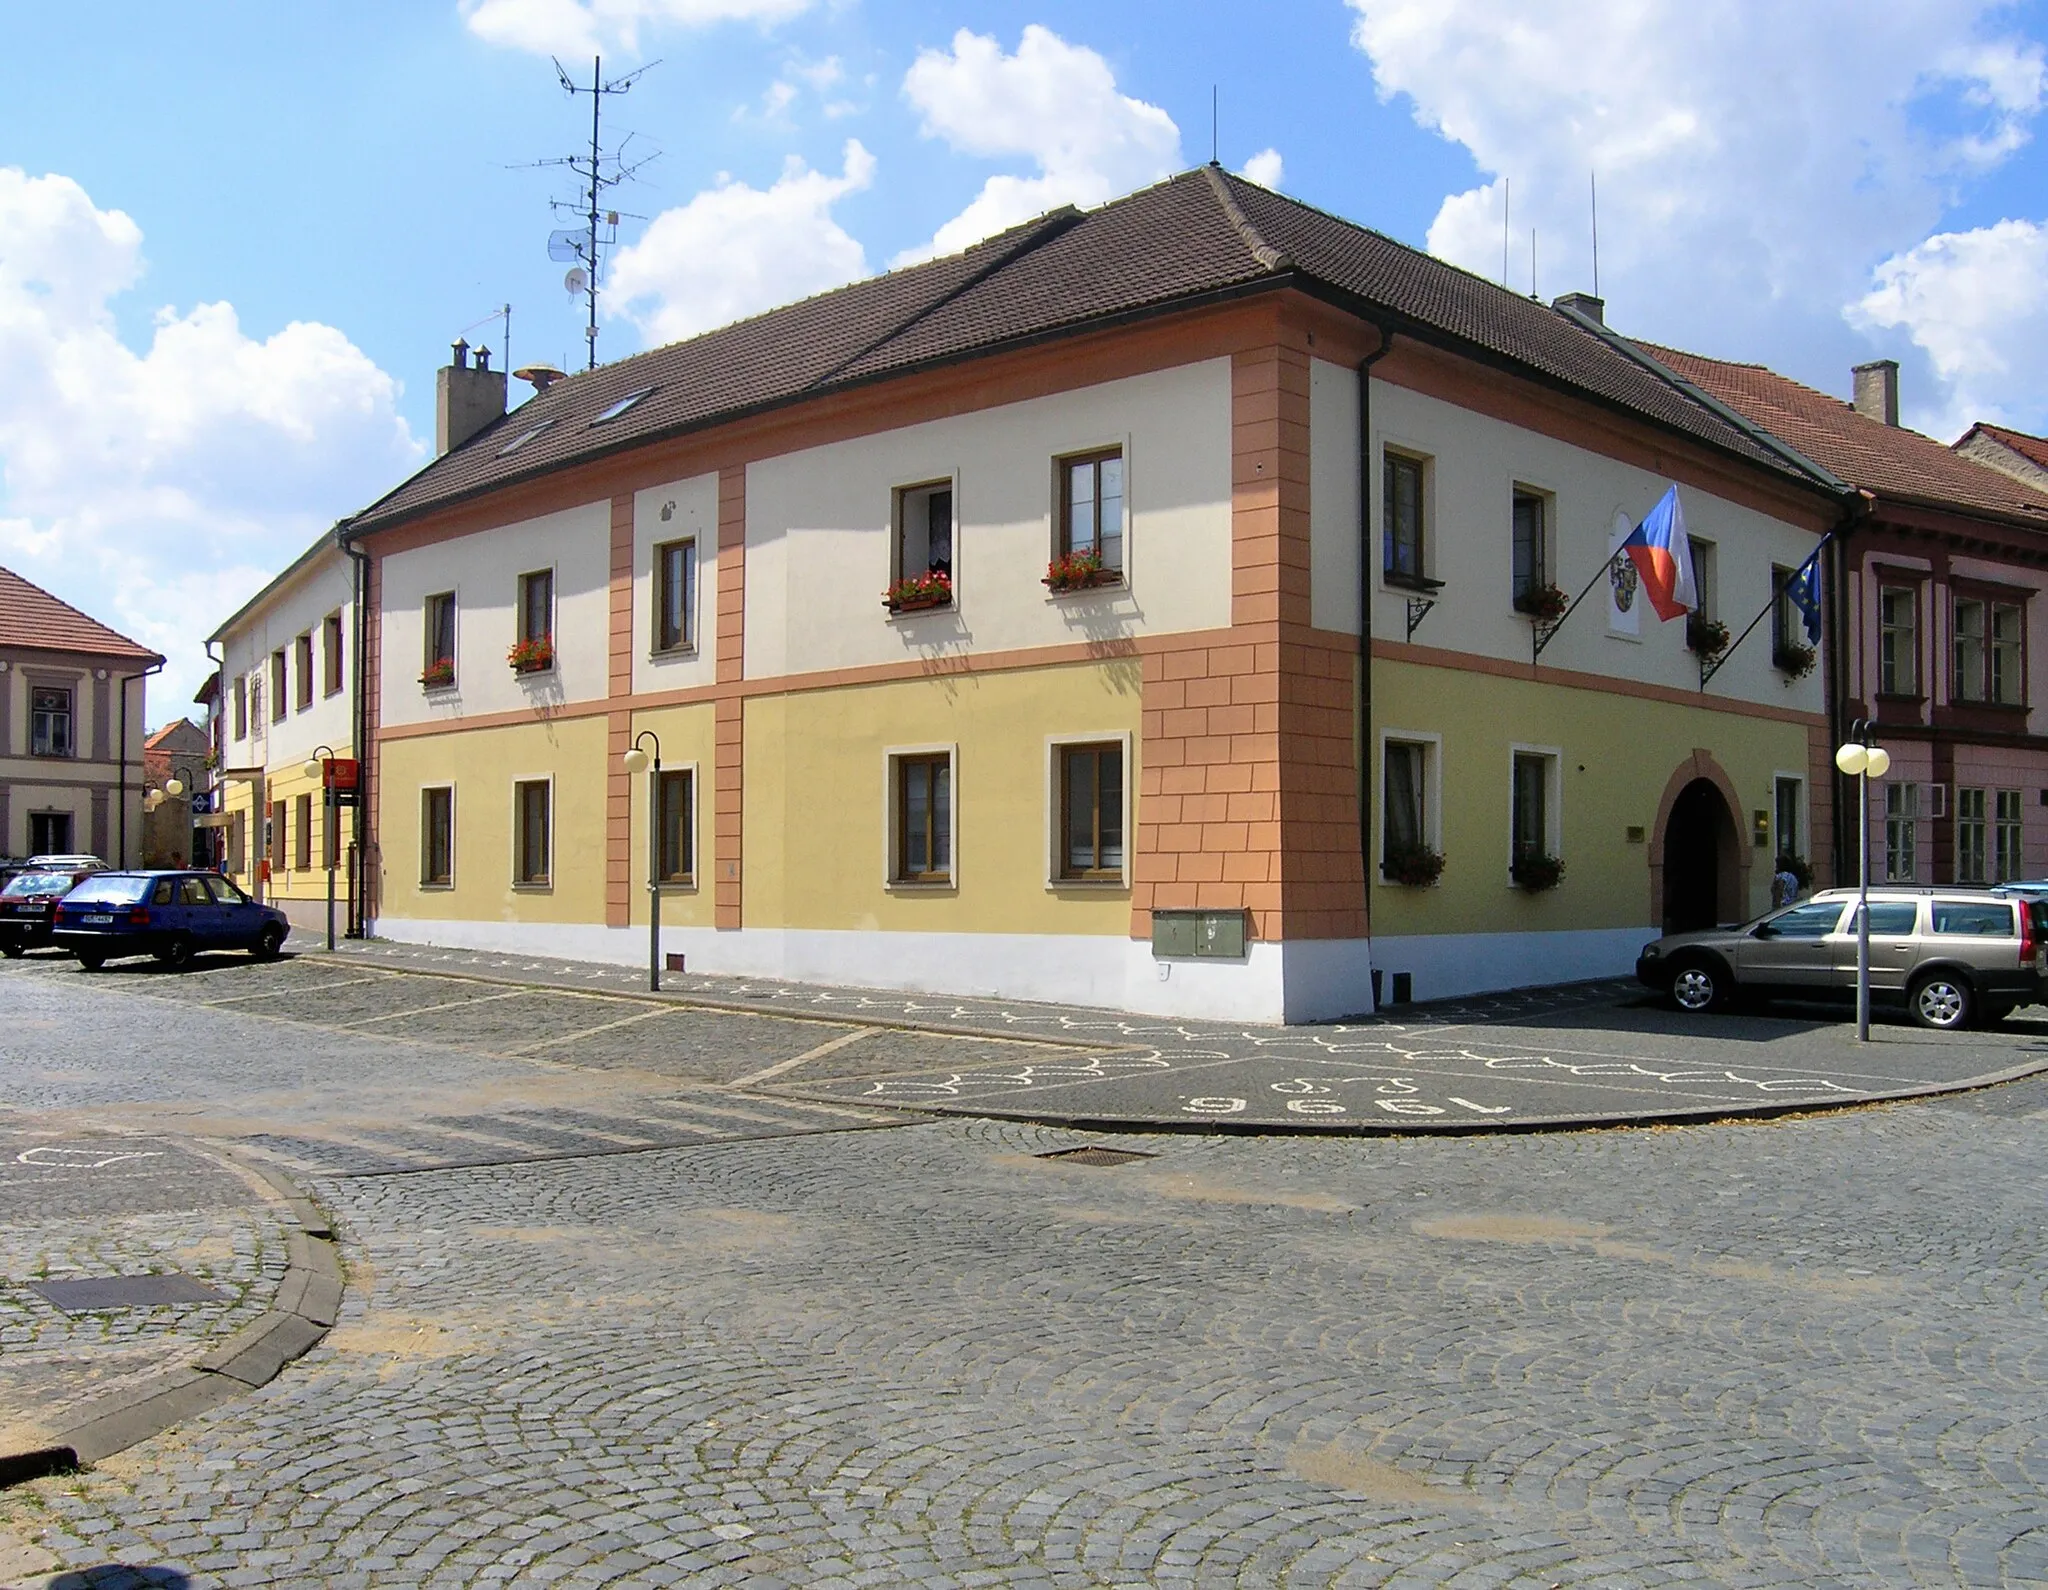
1956, 421, 2048, 472
0, 567, 161, 662
1639, 345, 2048, 525
346, 168, 1825, 538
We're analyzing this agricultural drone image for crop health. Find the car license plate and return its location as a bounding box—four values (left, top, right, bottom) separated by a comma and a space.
82, 913, 114, 925
13, 904, 39, 914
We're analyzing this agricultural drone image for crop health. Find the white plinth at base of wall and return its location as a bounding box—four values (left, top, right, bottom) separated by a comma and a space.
1367, 926, 1648, 1006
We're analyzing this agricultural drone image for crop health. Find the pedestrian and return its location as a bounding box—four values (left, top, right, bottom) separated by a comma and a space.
1771, 856, 1802, 908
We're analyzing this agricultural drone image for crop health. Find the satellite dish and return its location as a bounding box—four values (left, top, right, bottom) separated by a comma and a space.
548, 230, 586, 263
564, 267, 589, 296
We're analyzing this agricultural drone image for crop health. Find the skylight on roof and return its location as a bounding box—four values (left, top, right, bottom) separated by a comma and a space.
496, 420, 556, 458
589, 387, 655, 426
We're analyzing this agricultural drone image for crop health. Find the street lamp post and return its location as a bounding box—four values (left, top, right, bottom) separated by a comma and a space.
621, 731, 662, 992
304, 746, 338, 952
1833, 721, 1892, 1043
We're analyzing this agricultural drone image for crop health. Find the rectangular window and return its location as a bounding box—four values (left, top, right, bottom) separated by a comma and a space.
424, 592, 457, 684
1510, 488, 1548, 606
250, 676, 263, 731
1956, 786, 1988, 885
1382, 740, 1430, 869
1511, 752, 1550, 868
1058, 742, 1124, 880
269, 800, 286, 871
232, 677, 247, 741
1774, 776, 1803, 862
269, 650, 287, 721
1996, 789, 2024, 882
323, 611, 345, 696
894, 754, 952, 883
30, 687, 73, 758
1383, 452, 1426, 583
1688, 538, 1717, 623
421, 787, 454, 886
1884, 781, 1919, 882
1878, 586, 1917, 695
894, 482, 955, 585
295, 632, 314, 711
295, 792, 313, 871
518, 569, 553, 647
1058, 449, 1124, 571
1954, 597, 1986, 702
654, 538, 698, 653
656, 768, 693, 884
1992, 601, 2023, 705
513, 780, 551, 886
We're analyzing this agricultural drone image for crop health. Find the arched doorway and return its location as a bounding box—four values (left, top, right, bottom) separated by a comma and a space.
1662, 778, 1740, 932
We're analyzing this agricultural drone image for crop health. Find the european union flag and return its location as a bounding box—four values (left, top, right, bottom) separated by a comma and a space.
1784, 548, 1822, 643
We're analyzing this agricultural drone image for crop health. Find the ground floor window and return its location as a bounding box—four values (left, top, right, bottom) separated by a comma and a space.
270, 801, 286, 872
893, 753, 952, 883
1381, 739, 1433, 875
1956, 787, 1988, 885
421, 788, 453, 886
513, 780, 551, 887
28, 812, 72, 854
1774, 776, 1803, 863
1057, 742, 1124, 880
656, 768, 693, 884
1511, 752, 1553, 870
295, 793, 313, 872
1884, 782, 1918, 881
1996, 788, 2024, 883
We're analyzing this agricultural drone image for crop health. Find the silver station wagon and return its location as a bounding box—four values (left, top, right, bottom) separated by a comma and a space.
1635, 887, 2048, 1031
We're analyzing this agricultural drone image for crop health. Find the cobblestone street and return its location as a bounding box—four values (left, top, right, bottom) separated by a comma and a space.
4, 953, 2048, 1585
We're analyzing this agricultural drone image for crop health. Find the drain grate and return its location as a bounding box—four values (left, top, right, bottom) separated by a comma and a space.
30, 1274, 226, 1313
1037, 1145, 1156, 1167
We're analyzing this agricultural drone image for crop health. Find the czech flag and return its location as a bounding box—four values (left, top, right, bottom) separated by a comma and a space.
1620, 485, 1696, 622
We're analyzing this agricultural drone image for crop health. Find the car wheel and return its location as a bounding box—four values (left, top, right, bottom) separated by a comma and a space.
1669, 958, 1729, 1013
1, 942, 22, 960
1909, 972, 1974, 1031
76, 951, 105, 972
157, 933, 195, 970
252, 926, 285, 962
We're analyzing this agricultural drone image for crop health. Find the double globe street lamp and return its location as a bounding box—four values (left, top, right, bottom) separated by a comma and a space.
620, 731, 663, 992
1834, 722, 1893, 1043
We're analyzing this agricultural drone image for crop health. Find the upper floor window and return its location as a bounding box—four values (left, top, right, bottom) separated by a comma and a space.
1058, 449, 1123, 573
654, 538, 697, 653
1878, 585, 1918, 695
423, 592, 456, 689
294, 632, 314, 711
893, 481, 955, 599
30, 687, 73, 758
269, 650, 287, 721
1383, 452, 1427, 585
1688, 538, 1718, 622
323, 611, 345, 696
1954, 595, 2024, 705
1510, 489, 1549, 609
514, 570, 554, 673
232, 677, 248, 742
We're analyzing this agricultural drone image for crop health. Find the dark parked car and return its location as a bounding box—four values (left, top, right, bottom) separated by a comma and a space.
53, 870, 289, 971
0, 863, 106, 956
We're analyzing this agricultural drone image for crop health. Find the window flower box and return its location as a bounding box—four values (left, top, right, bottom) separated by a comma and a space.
1513, 583, 1569, 621
507, 636, 555, 674
419, 659, 455, 690
1382, 845, 1445, 887
1511, 852, 1565, 891
883, 569, 953, 613
1686, 615, 1731, 657
1044, 551, 1119, 593
1773, 641, 1816, 680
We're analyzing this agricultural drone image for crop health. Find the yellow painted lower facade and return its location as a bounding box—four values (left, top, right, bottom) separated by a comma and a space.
217, 746, 356, 911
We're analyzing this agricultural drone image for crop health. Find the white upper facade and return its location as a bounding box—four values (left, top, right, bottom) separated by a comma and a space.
218, 539, 356, 770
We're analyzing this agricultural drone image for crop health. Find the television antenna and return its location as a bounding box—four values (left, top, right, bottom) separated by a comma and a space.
521, 55, 660, 369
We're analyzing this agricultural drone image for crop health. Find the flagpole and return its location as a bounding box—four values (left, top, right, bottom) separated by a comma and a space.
1700, 533, 1831, 689
1531, 554, 1625, 662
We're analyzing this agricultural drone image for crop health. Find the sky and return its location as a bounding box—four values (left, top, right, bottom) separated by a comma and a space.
2, 0, 2045, 720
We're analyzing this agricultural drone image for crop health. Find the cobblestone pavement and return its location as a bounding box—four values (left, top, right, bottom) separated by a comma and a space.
3, 955, 2048, 1584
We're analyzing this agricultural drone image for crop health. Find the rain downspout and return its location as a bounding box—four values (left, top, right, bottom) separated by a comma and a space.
1358, 329, 1394, 1004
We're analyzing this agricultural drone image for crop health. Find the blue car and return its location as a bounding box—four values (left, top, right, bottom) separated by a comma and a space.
52, 870, 290, 971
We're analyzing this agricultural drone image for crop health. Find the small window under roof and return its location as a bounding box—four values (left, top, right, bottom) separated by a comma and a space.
496, 419, 556, 458
589, 387, 655, 426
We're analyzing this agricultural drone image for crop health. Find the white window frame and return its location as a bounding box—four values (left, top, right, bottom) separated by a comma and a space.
650, 759, 700, 891
1509, 479, 1558, 606
1376, 728, 1443, 883
420, 784, 456, 889
1506, 742, 1564, 881
891, 473, 962, 587
1044, 731, 1133, 890
510, 774, 554, 891
883, 742, 959, 891
1772, 771, 1805, 860
651, 535, 700, 657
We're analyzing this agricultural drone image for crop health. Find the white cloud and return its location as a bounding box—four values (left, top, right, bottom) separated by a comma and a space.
0, 169, 421, 716
607, 140, 874, 345
1345, 0, 2046, 425
1240, 149, 1283, 189
461, 0, 813, 58
1852, 220, 2048, 436
896, 26, 1182, 264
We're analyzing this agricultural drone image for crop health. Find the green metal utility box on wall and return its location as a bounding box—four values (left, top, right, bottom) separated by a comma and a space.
1150, 909, 1249, 960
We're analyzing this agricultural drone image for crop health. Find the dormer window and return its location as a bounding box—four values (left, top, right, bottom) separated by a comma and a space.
589, 387, 654, 426
496, 420, 555, 457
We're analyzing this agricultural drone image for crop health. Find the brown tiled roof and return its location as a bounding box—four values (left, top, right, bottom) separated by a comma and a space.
1642, 345, 2048, 525
0, 567, 160, 662
1957, 421, 2048, 472
347, 168, 1820, 537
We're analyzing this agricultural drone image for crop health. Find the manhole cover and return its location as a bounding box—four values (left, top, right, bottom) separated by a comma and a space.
29, 1274, 226, 1313
1037, 1146, 1156, 1167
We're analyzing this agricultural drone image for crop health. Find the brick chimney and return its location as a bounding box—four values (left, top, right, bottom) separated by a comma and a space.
1552, 291, 1605, 325
1852, 359, 1899, 427
436, 338, 507, 455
